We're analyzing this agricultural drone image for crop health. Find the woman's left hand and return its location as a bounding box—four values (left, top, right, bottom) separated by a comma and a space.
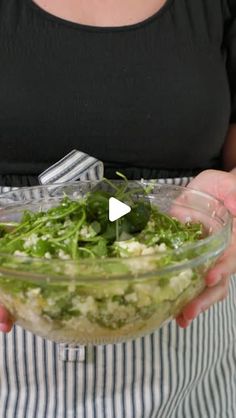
176, 169, 236, 327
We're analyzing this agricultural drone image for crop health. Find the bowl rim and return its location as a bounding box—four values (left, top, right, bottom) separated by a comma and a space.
0, 181, 232, 281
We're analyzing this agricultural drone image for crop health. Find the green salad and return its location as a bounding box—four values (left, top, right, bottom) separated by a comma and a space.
0, 176, 210, 343
0, 178, 203, 261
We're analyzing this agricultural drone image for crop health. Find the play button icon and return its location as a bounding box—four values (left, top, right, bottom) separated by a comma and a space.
109, 197, 131, 222
88, 176, 151, 241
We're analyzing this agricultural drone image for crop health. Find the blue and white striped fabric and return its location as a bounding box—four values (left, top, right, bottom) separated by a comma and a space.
0, 177, 235, 418
38, 150, 104, 184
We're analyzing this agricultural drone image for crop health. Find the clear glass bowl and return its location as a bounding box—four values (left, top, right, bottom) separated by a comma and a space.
0, 182, 232, 345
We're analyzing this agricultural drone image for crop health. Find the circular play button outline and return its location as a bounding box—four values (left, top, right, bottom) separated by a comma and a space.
109, 197, 131, 222
89, 177, 151, 241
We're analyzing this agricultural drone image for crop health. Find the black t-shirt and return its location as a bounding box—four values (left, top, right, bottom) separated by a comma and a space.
0, 0, 236, 184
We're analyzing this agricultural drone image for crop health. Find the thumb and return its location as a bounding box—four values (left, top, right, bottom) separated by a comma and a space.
223, 168, 236, 215
224, 189, 236, 216
189, 169, 236, 203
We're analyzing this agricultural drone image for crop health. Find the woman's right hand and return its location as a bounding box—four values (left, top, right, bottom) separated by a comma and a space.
0, 305, 14, 332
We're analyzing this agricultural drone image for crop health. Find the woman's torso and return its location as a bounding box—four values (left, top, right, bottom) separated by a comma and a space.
0, 0, 233, 184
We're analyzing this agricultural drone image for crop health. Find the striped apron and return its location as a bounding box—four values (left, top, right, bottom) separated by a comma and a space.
0, 175, 235, 418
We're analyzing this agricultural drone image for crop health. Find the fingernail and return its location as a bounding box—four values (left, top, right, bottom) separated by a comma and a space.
183, 307, 200, 321
0, 323, 10, 332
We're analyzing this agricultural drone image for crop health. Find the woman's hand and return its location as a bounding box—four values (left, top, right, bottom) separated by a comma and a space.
176, 169, 236, 327
0, 305, 14, 332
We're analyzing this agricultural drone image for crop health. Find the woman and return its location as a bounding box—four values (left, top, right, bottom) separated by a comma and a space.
0, 0, 236, 416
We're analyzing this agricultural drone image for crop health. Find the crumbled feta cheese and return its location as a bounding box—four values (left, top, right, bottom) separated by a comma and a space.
44, 252, 52, 259
57, 230, 65, 236
80, 226, 92, 238
156, 243, 167, 253
58, 249, 70, 260
141, 246, 156, 255
26, 288, 41, 297
73, 296, 97, 315
64, 219, 72, 227
41, 234, 51, 241
14, 250, 27, 257
47, 298, 55, 307
170, 269, 193, 291
23, 233, 39, 249
115, 239, 167, 258
115, 240, 146, 257
125, 293, 138, 303
105, 301, 136, 321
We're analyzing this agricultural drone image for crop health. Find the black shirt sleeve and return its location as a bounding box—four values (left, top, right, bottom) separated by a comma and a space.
225, 0, 236, 122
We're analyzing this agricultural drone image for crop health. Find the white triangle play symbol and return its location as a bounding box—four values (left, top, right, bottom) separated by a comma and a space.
109, 197, 131, 222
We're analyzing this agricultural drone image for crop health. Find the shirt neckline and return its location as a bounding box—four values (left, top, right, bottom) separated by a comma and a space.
27, 0, 174, 32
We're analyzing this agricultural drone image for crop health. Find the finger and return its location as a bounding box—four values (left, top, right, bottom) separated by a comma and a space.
180, 276, 229, 321
175, 313, 192, 328
0, 305, 12, 323
206, 219, 236, 286
188, 170, 236, 212
206, 250, 236, 286
0, 305, 14, 333
224, 189, 236, 215
0, 321, 13, 333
